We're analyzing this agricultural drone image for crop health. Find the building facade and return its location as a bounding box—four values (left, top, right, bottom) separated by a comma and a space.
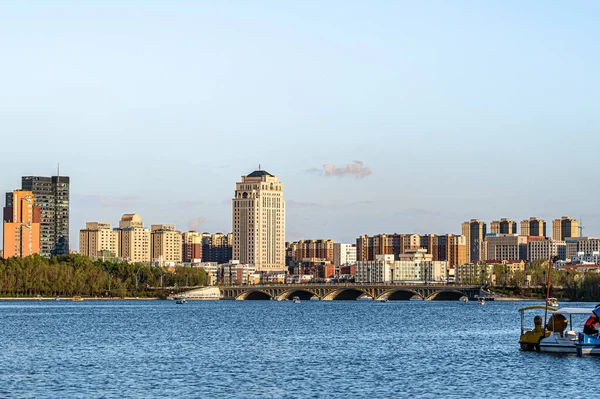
232, 168, 285, 271
116, 213, 151, 263
462, 219, 487, 263
528, 238, 566, 262
182, 231, 203, 263
520, 217, 546, 237
3, 190, 40, 258
355, 251, 448, 283
79, 222, 119, 260
490, 218, 517, 235
333, 243, 357, 267
565, 237, 600, 261
151, 224, 182, 264
552, 216, 579, 241
21, 175, 70, 256
484, 234, 528, 261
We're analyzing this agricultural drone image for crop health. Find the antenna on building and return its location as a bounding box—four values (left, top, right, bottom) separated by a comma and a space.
579, 217, 585, 237
258, 163, 262, 170
57, 163, 60, 183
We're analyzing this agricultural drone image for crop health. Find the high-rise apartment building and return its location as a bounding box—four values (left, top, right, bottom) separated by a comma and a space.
202, 233, 233, 264
116, 213, 151, 263
21, 175, 70, 256
182, 231, 203, 262
552, 216, 578, 241
3, 190, 40, 258
461, 219, 487, 263
490, 218, 517, 235
520, 217, 547, 237
79, 222, 119, 260
151, 224, 182, 264
232, 168, 285, 271
333, 243, 357, 267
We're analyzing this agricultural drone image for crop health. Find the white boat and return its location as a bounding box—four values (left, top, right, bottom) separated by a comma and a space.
546, 297, 559, 307
292, 296, 300, 304
477, 297, 485, 305
539, 308, 594, 353
176, 296, 187, 304
309, 296, 320, 301
459, 296, 468, 303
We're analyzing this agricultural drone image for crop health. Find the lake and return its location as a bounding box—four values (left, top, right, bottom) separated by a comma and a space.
0, 299, 597, 398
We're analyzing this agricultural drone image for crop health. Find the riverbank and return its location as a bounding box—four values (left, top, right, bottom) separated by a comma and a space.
0, 297, 160, 301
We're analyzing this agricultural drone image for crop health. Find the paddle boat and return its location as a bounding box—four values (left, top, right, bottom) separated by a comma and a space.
176, 296, 186, 304
72, 296, 84, 302
576, 307, 600, 357
540, 307, 593, 353
459, 296, 468, 303
477, 297, 485, 305
518, 305, 593, 353
292, 296, 300, 304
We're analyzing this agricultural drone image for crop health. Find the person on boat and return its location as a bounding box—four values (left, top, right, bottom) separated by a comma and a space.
583, 314, 600, 336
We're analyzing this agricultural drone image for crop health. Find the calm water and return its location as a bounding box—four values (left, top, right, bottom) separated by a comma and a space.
0, 299, 597, 398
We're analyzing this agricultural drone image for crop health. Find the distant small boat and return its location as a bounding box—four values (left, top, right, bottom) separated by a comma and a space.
72, 296, 83, 302
292, 296, 300, 304
546, 298, 559, 307
176, 296, 186, 304
54, 296, 61, 301
309, 296, 320, 301
477, 297, 485, 305
377, 298, 389, 303
459, 296, 469, 303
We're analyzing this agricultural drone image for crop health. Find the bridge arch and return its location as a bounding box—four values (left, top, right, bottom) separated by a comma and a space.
324, 288, 372, 301
377, 289, 424, 301
236, 290, 273, 300
426, 290, 466, 301
278, 289, 318, 300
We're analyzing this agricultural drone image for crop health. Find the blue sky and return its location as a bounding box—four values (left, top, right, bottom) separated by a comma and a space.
1, 1, 598, 249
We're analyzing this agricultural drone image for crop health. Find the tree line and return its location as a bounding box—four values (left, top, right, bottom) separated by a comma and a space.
0, 254, 206, 298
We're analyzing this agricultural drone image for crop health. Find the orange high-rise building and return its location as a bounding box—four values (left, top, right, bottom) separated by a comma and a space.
3, 190, 41, 258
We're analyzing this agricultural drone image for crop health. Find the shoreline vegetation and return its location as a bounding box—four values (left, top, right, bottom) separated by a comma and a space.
0, 254, 206, 298
1, 255, 599, 301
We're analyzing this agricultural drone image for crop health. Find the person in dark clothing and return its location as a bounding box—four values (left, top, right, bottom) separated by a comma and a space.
584, 314, 600, 336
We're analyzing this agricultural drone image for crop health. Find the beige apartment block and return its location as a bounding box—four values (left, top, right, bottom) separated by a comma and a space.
552, 216, 578, 241
151, 224, 182, 264
528, 239, 565, 262
484, 234, 527, 261
79, 222, 119, 259
116, 213, 151, 263
520, 217, 547, 237
565, 237, 600, 260
490, 218, 517, 235
232, 168, 285, 271
290, 239, 334, 262
461, 219, 487, 263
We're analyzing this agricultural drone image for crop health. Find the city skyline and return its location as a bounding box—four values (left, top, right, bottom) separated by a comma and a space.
2, 169, 599, 252
1, 2, 599, 249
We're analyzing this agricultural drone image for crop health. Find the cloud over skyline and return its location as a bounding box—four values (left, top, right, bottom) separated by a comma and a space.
308, 161, 372, 179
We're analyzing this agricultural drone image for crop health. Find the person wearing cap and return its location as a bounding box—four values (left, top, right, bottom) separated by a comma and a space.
584, 309, 600, 336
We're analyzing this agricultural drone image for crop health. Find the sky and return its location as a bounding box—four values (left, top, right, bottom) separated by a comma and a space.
0, 1, 599, 249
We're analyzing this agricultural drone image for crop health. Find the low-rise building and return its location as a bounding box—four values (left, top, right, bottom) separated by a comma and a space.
356, 250, 448, 283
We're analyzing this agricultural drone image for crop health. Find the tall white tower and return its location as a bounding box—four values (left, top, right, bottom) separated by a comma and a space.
233, 168, 286, 272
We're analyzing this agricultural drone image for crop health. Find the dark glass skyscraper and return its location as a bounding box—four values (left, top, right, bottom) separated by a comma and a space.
21, 175, 70, 256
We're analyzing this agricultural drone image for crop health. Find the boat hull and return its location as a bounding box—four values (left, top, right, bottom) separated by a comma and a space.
576, 333, 600, 357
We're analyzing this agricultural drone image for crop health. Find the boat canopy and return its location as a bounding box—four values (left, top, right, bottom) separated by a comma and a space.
518, 305, 558, 313
551, 308, 594, 315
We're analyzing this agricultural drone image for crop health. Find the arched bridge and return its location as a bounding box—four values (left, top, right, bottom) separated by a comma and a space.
218, 284, 482, 301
